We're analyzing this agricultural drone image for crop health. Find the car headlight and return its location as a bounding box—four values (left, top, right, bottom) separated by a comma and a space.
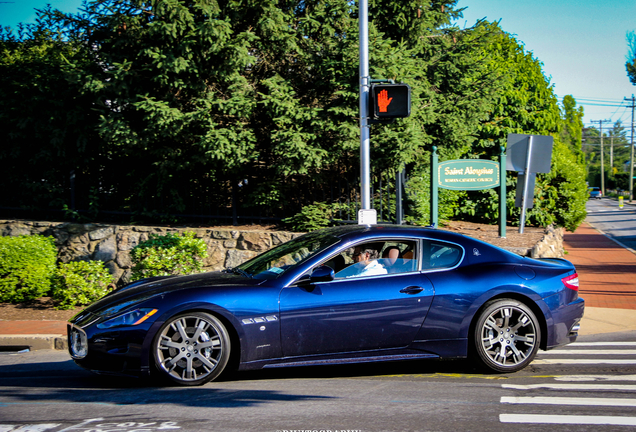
69, 327, 88, 358
96, 308, 158, 329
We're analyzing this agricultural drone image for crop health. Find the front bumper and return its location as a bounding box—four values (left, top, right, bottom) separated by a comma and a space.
67, 323, 148, 377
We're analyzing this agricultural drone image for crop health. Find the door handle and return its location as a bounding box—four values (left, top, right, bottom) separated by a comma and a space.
400, 286, 424, 295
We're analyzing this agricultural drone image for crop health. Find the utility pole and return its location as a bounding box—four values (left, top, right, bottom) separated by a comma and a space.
591, 119, 611, 196
610, 132, 614, 171
626, 95, 636, 202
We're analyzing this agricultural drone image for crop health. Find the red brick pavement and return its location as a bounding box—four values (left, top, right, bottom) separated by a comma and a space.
563, 222, 636, 310
0, 320, 67, 335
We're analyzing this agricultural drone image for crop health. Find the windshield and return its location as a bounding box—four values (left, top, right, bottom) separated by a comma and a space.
235, 231, 341, 280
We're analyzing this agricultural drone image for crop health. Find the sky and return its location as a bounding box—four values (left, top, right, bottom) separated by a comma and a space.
454, 0, 636, 129
0, 0, 83, 29
2, 0, 636, 128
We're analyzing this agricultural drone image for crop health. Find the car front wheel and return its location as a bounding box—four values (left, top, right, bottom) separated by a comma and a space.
153, 312, 230, 386
473, 299, 540, 373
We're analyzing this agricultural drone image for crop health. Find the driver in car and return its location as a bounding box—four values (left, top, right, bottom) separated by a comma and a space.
344, 244, 388, 277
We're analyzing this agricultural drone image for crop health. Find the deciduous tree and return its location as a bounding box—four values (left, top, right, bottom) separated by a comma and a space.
627, 30, 636, 85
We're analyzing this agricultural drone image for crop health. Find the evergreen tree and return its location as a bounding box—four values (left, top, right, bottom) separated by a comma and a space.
0, 1, 589, 231
0, 13, 100, 215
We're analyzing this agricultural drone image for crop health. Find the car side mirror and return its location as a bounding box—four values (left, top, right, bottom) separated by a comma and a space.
310, 265, 335, 283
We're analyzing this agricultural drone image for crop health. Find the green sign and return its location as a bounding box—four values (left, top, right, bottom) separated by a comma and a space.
438, 160, 500, 190
430, 148, 507, 238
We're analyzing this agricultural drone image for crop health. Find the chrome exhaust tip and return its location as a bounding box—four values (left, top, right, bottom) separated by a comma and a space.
568, 322, 581, 337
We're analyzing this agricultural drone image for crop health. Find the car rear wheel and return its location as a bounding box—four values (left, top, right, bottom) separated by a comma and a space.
153, 312, 230, 386
473, 299, 540, 373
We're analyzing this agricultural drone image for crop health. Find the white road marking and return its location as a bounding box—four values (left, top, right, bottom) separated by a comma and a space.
554, 374, 636, 381
568, 342, 636, 347
532, 359, 636, 365
541, 349, 636, 355
500, 414, 636, 426
501, 339, 636, 426
0, 425, 60, 432
501, 396, 636, 407
503, 383, 636, 391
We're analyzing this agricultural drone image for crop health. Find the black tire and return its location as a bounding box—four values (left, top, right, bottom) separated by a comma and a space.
152, 312, 230, 386
472, 299, 540, 373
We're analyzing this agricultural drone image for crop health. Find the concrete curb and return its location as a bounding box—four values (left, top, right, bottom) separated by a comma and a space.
585, 221, 636, 257
0, 334, 67, 351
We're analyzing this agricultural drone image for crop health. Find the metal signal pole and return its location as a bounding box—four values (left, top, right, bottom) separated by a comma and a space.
359, 0, 371, 213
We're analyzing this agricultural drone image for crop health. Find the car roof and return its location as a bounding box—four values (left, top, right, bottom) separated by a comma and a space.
316, 224, 468, 243
308, 224, 525, 265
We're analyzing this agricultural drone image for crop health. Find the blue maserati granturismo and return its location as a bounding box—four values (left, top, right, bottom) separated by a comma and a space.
68, 224, 584, 386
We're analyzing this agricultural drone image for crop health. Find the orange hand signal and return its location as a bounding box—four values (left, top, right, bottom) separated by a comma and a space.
377, 89, 392, 113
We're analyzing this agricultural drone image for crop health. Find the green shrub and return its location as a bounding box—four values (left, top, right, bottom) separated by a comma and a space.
130, 231, 208, 281
0, 235, 58, 303
51, 260, 114, 309
525, 139, 588, 231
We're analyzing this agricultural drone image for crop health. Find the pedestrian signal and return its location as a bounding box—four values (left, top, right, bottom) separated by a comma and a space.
370, 83, 411, 119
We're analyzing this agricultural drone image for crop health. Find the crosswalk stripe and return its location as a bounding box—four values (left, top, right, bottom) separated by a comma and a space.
569, 342, 636, 347
500, 414, 636, 426
532, 359, 636, 365
501, 396, 636, 407
553, 374, 636, 381
503, 383, 636, 391
541, 349, 636, 355
500, 340, 636, 426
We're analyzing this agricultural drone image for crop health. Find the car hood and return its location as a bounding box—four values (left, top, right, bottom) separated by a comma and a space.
75, 271, 261, 319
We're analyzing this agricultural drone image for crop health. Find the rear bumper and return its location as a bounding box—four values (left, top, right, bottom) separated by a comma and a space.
546, 297, 585, 350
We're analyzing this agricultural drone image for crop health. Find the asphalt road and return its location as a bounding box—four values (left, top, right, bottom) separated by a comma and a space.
1, 331, 636, 432
586, 198, 636, 251
2, 201, 635, 432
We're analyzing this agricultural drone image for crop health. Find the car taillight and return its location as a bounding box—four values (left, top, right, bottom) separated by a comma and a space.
562, 273, 579, 291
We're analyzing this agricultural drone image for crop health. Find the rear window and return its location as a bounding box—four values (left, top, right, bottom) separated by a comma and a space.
422, 240, 463, 270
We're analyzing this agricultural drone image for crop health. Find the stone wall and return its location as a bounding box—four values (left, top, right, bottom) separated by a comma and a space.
0, 220, 565, 286
531, 225, 565, 259
0, 220, 301, 285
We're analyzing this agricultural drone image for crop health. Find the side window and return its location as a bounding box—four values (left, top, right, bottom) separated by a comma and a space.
320, 240, 418, 279
421, 240, 462, 270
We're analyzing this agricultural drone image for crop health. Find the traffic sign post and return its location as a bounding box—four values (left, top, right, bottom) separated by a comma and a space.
506, 134, 554, 233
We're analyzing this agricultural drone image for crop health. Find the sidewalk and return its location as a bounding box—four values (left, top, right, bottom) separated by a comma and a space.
1, 221, 635, 350
562, 221, 636, 335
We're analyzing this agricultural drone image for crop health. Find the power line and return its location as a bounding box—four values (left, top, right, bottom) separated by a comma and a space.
557, 96, 627, 107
